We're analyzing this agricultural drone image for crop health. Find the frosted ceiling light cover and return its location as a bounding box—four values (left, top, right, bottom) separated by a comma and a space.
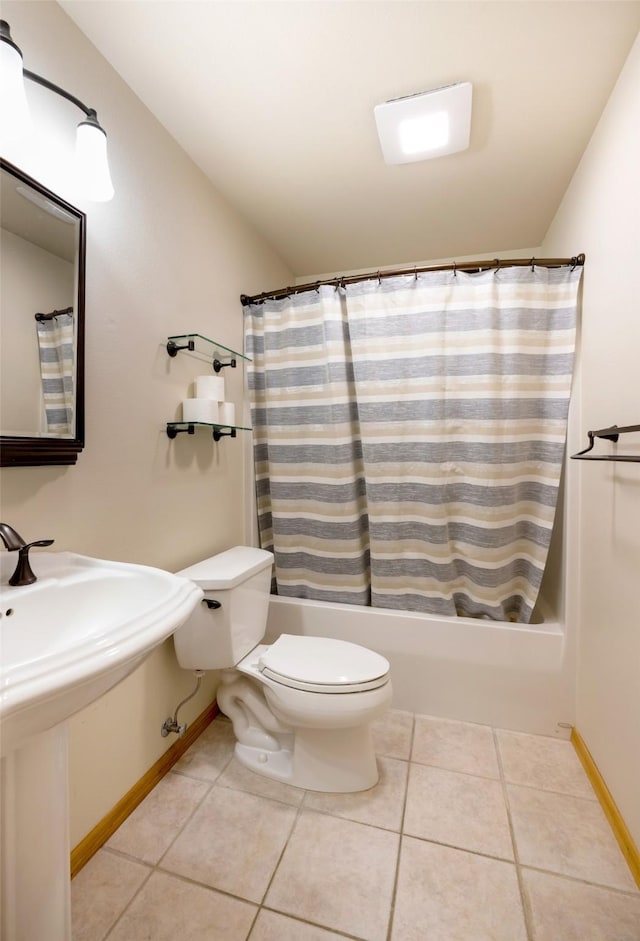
375, 82, 472, 164
399, 111, 449, 155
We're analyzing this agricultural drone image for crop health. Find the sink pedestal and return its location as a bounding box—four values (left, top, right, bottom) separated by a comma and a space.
1, 724, 71, 941
0, 550, 204, 940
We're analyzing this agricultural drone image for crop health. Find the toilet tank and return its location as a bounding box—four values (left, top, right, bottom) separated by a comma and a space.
173, 547, 274, 670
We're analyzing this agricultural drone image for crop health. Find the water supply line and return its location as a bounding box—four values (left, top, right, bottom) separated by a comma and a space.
161, 670, 205, 737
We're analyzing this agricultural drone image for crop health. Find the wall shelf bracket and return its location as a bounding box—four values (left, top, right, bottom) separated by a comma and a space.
166, 423, 196, 439
213, 357, 237, 373
166, 338, 195, 357
166, 422, 245, 441
166, 334, 249, 372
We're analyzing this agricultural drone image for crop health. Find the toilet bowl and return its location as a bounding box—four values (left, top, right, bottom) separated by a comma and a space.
174, 547, 392, 792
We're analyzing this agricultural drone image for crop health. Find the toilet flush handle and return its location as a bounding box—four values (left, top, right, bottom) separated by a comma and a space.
202, 599, 222, 610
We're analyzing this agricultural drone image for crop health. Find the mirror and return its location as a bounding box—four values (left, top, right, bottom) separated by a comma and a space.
0, 159, 85, 466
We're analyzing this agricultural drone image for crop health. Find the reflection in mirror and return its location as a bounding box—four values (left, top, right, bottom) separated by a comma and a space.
0, 159, 85, 466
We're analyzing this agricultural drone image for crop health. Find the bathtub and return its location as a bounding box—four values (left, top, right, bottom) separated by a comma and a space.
265, 595, 576, 737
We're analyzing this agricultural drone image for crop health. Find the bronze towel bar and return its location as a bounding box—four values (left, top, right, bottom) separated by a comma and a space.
571, 424, 640, 463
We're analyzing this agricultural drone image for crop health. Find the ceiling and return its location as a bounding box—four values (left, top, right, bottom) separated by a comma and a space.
59, 1, 640, 277
1, 166, 78, 262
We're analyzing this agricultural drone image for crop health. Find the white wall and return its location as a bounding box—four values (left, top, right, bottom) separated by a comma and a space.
542, 33, 640, 848
0, 1, 292, 846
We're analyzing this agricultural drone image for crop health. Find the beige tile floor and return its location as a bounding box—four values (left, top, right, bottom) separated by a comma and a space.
72, 711, 640, 941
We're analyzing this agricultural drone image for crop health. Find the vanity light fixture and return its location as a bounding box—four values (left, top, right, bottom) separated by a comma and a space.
0, 19, 114, 201
374, 81, 472, 165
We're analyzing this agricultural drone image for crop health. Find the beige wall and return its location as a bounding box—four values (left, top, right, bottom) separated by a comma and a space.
3, 0, 638, 856
0, 1, 292, 846
542, 33, 640, 847
0, 230, 73, 433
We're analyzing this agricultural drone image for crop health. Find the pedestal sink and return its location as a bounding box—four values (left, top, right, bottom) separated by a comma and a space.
0, 551, 203, 941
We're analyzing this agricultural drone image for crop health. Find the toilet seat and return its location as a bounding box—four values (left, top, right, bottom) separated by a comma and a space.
257, 634, 390, 694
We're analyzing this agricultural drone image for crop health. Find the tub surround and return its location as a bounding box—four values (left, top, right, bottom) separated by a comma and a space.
265, 595, 573, 737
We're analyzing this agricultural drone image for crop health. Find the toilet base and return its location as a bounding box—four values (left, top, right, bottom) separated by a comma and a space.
234, 724, 379, 793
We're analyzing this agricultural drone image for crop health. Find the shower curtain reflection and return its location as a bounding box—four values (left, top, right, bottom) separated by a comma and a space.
35, 310, 74, 436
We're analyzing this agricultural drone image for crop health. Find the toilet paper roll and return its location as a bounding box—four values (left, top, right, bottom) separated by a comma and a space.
182, 398, 219, 423
219, 401, 235, 427
195, 375, 225, 401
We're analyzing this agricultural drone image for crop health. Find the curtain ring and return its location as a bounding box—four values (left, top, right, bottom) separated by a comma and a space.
315, 281, 320, 294
530, 257, 535, 271
453, 261, 457, 277
414, 266, 418, 281
377, 270, 382, 285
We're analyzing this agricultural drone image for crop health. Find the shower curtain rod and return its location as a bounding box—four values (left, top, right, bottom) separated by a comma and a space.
241, 253, 585, 305
34, 306, 73, 322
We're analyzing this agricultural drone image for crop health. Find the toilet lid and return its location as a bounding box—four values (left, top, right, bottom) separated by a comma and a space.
258, 635, 390, 693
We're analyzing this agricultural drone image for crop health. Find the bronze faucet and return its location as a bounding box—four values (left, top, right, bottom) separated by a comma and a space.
0, 523, 54, 586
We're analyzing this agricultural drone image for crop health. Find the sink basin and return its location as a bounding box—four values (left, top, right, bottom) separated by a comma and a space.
1, 550, 203, 941
0, 551, 203, 755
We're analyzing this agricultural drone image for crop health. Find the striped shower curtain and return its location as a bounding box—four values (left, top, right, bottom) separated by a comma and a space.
35, 311, 75, 435
244, 264, 582, 623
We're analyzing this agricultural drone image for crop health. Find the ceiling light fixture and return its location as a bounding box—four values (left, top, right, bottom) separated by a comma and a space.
0, 19, 114, 201
16, 185, 77, 222
374, 82, 472, 165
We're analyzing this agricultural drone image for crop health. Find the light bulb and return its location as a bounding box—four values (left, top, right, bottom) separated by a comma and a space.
75, 117, 114, 202
0, 28, 32, 147
399, 112, 449, 156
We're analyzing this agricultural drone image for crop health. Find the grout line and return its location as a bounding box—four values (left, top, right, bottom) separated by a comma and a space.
499, 778, 599, 802
400, 831, 520, 866
102, 732, 232, 939
385, 713, 415, 941
257, 906, 368, 940
519, 862, 640, 898
409, 755, 503, 783
244, 906, 262, 939
493, 727, 536, 941
244, 773, 309, 937
152, 863, 262, 906
257, 795, 305, 905
82, 711, 638, 941
101, 860, 155, 941
154, 778, 218, 869
214, 777, 307, 810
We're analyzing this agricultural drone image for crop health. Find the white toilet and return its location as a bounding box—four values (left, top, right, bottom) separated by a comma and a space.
174, 546, 392, 792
